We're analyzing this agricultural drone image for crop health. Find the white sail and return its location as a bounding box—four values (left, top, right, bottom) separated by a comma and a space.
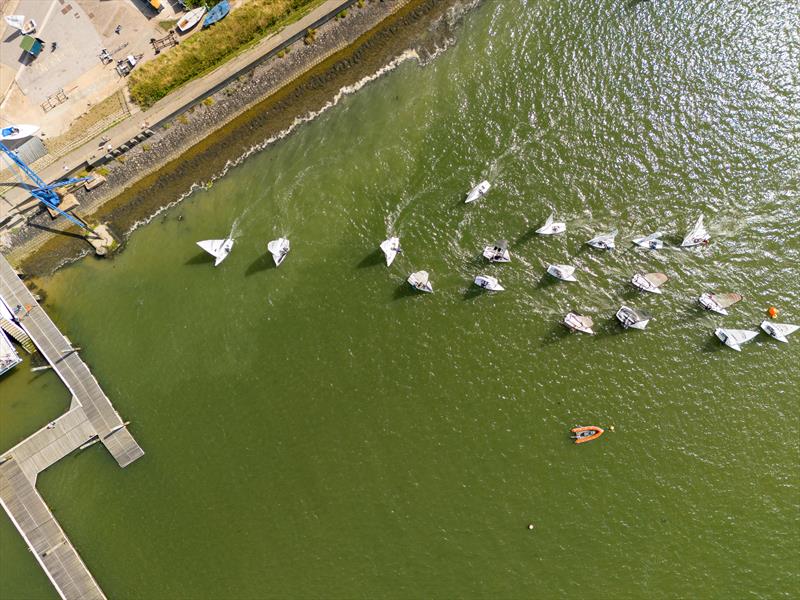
0, 124, 39, 141
536, 212, 566, 235
715, 328, 758, 352
474, 275, 504, 291
380, 237, 401, 266
631, 272, 668, 294
681, 216, 710, 247
760, 321, 799, 343
267, 238, 290, 267
564, 312, 594, 334
586, 229, 617, 250
482, 240, 510, 262
4, 15, 24, 30
465, 180, 490, 204
699, 292, 742, 315
408, 271, 433, 293
616, 306, 651, 330
547, 264, 577, 282
632, 231, 664, 250
197, 238, 233, 267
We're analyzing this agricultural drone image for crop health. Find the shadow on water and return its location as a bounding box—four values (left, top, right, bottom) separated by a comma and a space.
535, 273, 561, 290
462, 285, 484, 301
185, 252, 213, 266
245, 254, 273, 277
600, 316, 627, 337
512, 228, 538, 248
540, 323, 571, 346
392, 282, 418, 301
357, 249, 385, 269
701, 334, 725, 353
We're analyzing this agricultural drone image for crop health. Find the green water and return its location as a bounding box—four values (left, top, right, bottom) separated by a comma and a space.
2, 0, 799, 597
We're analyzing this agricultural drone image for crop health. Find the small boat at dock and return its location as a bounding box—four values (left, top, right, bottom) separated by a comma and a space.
535, 212, 566, 235
380, 237, 401, 266
547, 264, 577, 282
564, 312, 594, 334
586, 229, 617, 250
203, 0, 230, 28
474, 275, 504, 291
197, 238, 233, 267
632, 231, 664, 250
681, 216, 710, 247
715, 328, 758, 351
616, 306, 652, 330
699, 292, 742, 316
267, 238, 290, 267
760, 321, 799, 343
483, 240, 510, 262
465, 180, 490, 203
571, 426, 604, 444
408, 271, 433, 293
177, 7, 206, 32
631, 272, 668, 294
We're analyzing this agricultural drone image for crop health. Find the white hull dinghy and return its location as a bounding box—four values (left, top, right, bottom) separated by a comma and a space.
177, 7, 207, 32
699, 292, 742, 316
4, 15, 36, 34
408, 271, 433, 293
631, 272, 668, 294
715, 328, 759, 352
535, 212, 566, 235
547, 264, 577, 282
1, 124, 39, 141
197, 238, 233, 267
465, 180, 490, 204
760, 321, 799, 343
616, 306, 652, 330
267, 238, 290, 267
380, 237, 401, 266
474, 275, 504, 291
586, 229, 617, 250
681, 216, 710, 247
564, 312, 594, 335
632, 231, 664, 250
483, 239, 510, 263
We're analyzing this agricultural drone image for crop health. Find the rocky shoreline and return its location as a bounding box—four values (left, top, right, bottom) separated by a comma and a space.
6, 0, 475, 277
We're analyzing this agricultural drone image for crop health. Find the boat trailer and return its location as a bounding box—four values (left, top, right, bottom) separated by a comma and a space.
150, 31, 178, 54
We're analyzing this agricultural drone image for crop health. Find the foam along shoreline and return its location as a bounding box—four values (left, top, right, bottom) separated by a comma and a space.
6, 0, 477, 278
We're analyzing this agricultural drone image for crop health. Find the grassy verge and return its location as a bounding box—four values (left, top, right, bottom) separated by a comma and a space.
128, 0, 327, 108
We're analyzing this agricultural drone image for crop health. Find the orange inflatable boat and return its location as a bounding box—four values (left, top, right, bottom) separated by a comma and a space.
571, 426, 604, 444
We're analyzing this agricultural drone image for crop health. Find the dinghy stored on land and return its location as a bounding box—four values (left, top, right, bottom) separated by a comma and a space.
177, 6, 206, 32
482, 240, 510, 263
760, 321, 799, 343
474, 275, 504, 291
586, 229, 617, 250
267, 237, 290, 267
203, 0, 229, 28
699, 292, 742, 316
4, 15, 36, 34
681, 216, 710, 247
564, 312, 594, 334
197, 238, 233, 267
380, 237, 401, 266
616, 306, 652, 330
631, 272, 668, 294
715, 328, 758, 351
1, 124, 39, 141
465, 180, 490, 203
535, 212, 566, 235
571, 426, 604, 444
547, 264, 577, 282
408, 271, 433, 293
632, 231, 664, 250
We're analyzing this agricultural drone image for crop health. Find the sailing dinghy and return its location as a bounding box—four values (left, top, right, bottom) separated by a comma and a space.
564, 312, 594, 334
616, 306, 652, 330
760, 321, 799, 343
380, 237, 401, 266
197, 238, 233, 267
547, 264, 577, 282
631, 272, 668, 294
586, 229, 617, 250
177, 7, 206, 32
482, 240, 510, 263
465, 180, 490, 204
408, 271, 433, 293
571, 426, 604, 444
698, 292, 742, 316
4, 15, 36, 34
267, 238, 290, 267
715, 328, 759, 352
535, 212, 566, 235
681, 216, 710, 247
1, 124, 39, 141
632, 231, 664, 250
474, 275, 504, 291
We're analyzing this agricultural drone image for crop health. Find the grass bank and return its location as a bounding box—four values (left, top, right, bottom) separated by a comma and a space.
129, 0, 327, 108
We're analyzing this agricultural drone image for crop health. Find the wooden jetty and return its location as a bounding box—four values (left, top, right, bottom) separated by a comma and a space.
0, 253, 144, 600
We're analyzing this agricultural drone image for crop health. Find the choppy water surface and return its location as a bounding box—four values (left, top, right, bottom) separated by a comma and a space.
2, 1, 799, 597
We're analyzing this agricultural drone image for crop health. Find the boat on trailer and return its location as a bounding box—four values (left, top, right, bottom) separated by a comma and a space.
699, 292, 742, 316
535, 212, 566, 235
177, 6, 206, 32
564, 312, 594, 334
715, 328, 758, 352
631, 272, 668, 294
632, 231, 664, 250
760, 321, 799, 343
465, 180, 490, 204
616, 306, 652, 330
681, 216, 710, 247
408, 271, 433, 293
586, 229, 617, 250
380, 237, 401, 266
571, 426, 604, 444
197, 238, 233, 267
474, 275, 504, 291
547, 264, 577, 282
483, 240, 510, 263
267, 238, 290, 267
